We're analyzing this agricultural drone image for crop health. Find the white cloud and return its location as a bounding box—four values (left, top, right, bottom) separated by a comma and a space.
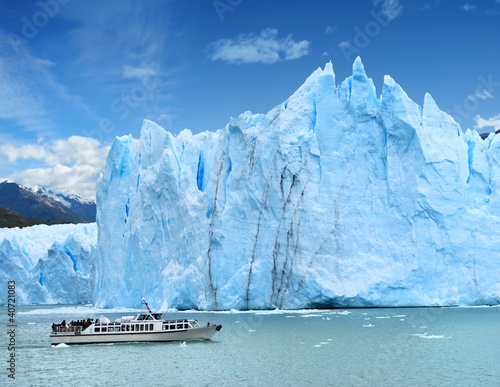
474, 114, 500, 131
462, 3, 477, 12
284, 39, 310, 60
0, 136, 111, 200
338, 40, 351, 48
207, 28, 310, 65
0, 144, 49, 163
375, 0, 403, 21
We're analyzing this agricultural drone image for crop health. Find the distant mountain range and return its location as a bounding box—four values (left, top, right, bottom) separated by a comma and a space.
480, 129, 500, 140
0, 181, 96, 227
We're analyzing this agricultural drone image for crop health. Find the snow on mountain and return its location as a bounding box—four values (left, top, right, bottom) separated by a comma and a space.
91, 58, 500, 310
31, 186, 95, 207
31, 186, 96, 222
0, 223, 96, 305
0, 181, 96, 224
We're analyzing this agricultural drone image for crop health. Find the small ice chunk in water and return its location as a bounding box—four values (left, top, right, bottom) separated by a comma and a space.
53, 343, 69, 348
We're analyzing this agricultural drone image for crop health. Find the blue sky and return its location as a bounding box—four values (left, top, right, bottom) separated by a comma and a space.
0, 0, 499, 199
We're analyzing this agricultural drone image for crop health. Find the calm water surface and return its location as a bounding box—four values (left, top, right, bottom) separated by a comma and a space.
2, 305, 499, 386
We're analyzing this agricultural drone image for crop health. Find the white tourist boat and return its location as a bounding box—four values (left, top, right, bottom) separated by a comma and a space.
50, 300, 222, 345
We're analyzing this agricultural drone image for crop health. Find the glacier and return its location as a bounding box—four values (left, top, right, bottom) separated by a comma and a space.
92, 57, 500, 310
0, 223, 97, 305
2, 58, 499, 309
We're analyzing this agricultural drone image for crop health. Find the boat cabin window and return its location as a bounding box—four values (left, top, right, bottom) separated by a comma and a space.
102, 327, 107, 332
95, 327, 100, 332
131, 325, 134, 332
136, 324, 139, 331
137, 315, 145, 321
152, 314, 162, 320
150, 324, 154, 331
140, 324, 144, 331
146, 315, 154, 320
170, 324, 175, 330
145, 324, 149, 331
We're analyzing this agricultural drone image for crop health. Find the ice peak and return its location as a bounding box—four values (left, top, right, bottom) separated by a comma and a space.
352, 56, 366, 76
423, 92, 438, 109
323, 61, 334, 76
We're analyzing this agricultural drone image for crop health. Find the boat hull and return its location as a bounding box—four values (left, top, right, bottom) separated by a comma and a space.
50, 325, 220, 345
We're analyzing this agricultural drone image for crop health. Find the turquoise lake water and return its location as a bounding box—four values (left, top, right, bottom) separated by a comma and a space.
2, 305, 499, 386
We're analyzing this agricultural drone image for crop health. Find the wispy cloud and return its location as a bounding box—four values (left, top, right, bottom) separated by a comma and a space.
338, 40, 351, 49
374, 0, 403, 21
474, 114, 500, 132
474, 88, 494, 101
325, 25, 337, 34
207, 28, 310, 65
0, 30, 96, 136
123, 65, 158, 80
0, 137, 110, 199
61, 2, 169, 77
462, 3, 477, 12
0, 38, 54, 133
420, 1, 443, 11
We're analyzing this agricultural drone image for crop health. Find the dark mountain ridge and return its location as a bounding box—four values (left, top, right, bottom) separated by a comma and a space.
0, 181, 96, 226
0, 205, 44, 228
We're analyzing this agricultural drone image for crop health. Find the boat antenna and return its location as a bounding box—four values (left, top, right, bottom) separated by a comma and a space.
142, 298, 153, 314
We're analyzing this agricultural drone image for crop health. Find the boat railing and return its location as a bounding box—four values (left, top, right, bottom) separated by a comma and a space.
94, 322, 122, 326
52, 325, 84, 334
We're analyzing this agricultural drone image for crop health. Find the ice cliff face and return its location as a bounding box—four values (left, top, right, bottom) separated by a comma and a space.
0, 224, 96, 305
94, 58, 500, 310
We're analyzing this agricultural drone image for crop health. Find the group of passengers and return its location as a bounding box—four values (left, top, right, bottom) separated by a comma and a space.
52, 318, 94, 332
